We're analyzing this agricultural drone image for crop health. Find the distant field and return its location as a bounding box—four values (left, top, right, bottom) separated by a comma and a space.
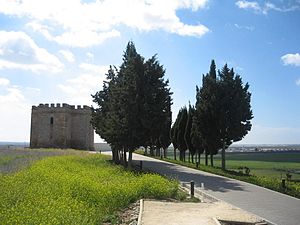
0, 148, 82, 174
210, 152, 300, 180
166, 150, 300, 180
0, 149, 180, 224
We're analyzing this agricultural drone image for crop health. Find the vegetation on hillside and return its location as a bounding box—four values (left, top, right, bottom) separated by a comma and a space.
0, 152, 180, 224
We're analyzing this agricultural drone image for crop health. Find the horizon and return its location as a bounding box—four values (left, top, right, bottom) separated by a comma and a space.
2, 141, 300, 147
0, 1, 300, 144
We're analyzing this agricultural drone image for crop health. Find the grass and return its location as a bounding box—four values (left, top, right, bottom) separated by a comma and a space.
136, 150, 300, 199
164, 150, 300, 180
0, 148, 82, 174
211, 152, 300, 180
0, 149, 181, 224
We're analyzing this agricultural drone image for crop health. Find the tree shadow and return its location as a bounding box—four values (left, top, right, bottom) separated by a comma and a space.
132, 158, 246, 193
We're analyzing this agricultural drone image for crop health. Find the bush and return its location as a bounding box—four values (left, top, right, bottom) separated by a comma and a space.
238, 166, 251, 175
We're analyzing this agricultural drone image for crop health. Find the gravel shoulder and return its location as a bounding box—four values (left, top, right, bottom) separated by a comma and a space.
141, 199, 264, 225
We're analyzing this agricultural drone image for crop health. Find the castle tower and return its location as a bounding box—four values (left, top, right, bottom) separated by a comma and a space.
30, 103, 94, 150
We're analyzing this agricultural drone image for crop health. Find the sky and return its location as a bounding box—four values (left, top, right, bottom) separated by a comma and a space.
0, 0, 300, 144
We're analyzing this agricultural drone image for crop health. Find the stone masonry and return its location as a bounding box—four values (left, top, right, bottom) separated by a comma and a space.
30, 103, 94, 150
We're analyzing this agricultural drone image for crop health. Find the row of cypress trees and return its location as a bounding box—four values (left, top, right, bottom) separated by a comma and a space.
92, 42, 253, 170
171, 60, 253, 170
91, 42, 172, 168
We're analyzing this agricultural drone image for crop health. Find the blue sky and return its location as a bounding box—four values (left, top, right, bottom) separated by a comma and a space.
0, 0, 300, 144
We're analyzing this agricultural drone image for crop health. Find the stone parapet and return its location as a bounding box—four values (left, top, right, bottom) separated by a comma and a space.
32, 103, 91, 110
30, 103, 94, 150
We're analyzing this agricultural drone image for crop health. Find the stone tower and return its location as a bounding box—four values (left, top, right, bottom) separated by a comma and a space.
30, 103, 94, 150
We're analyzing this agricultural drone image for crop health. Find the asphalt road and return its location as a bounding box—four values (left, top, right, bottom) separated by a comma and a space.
121, 153, 300, 225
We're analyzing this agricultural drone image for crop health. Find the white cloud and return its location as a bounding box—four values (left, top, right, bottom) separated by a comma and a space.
234, 23, 255, 31
0, 77, 10, 86
86, 52, 94, 60
53, 30, 121, 48
58, 64, 109, 105
235, 0, 300, 14
264, 2, 300, 12
281, 53, 300, 66
79, 63, 108, 74
235, 1, 262, 13
0, 31, 64, 73
58, 73, 107, 105
296, 78, 300, 86
0, 78, 31, 141
176, 23, 209, 36
0, 0, 209, 47
26, 21, 53, 40
59, 49, 75, 63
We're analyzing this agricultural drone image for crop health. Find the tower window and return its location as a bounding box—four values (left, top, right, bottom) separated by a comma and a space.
50, 117, 54, 125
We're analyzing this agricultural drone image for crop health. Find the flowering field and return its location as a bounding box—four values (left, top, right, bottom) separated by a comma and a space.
0, 148, 79, 174
0, 150, 179, 224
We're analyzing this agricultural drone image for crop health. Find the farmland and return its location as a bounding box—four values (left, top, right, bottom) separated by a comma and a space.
206, 152, 300, 180
140, 149, 300, 198
166, 150, 300, 180
0, 148, 180, 224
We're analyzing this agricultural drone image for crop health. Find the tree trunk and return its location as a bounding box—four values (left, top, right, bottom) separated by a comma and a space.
112, 148, 116, 162
174, 148, 177, 160
156, 147, 160, 157
198, 152, 201, 165
191, 154, 194, 163
188, 151, 191, 163
163, 148, 167, 158
205, 152, 208, 166
210, 154, 214, 167
221, 142, 226, 170
149, 146, 154, 156
116, 149, 120, 164
144, 146, 148, 155
128, 151, 132, 170
119, 149, 123, 163
123, 148, 127, 168
112, 148, 120, 164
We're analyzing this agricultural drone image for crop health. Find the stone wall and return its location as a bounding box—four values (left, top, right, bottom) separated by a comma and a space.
30, 103, 94, 150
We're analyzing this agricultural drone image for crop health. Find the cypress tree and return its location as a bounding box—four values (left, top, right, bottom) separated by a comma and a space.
176, 107, 188, 161
184, 103, 196, 163
170, 119, 178, 160
142, 55, 172, 156
194, 60, 222, 166
218, 65, 253, 170
92, 41, 172, 167
190, 115, 204, 165
194, 60, 253, 168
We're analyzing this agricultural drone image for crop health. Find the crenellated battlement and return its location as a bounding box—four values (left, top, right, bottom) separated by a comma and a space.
32, 103, 91, 111
30, 102, 94, 150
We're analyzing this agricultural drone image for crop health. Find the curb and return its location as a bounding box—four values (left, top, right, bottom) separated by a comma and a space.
181, 183, 276, 225
181, 182, 219, 203
137, 198, 143, 225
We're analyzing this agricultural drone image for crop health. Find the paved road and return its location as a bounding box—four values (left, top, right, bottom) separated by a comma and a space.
118, 153, 300, 225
